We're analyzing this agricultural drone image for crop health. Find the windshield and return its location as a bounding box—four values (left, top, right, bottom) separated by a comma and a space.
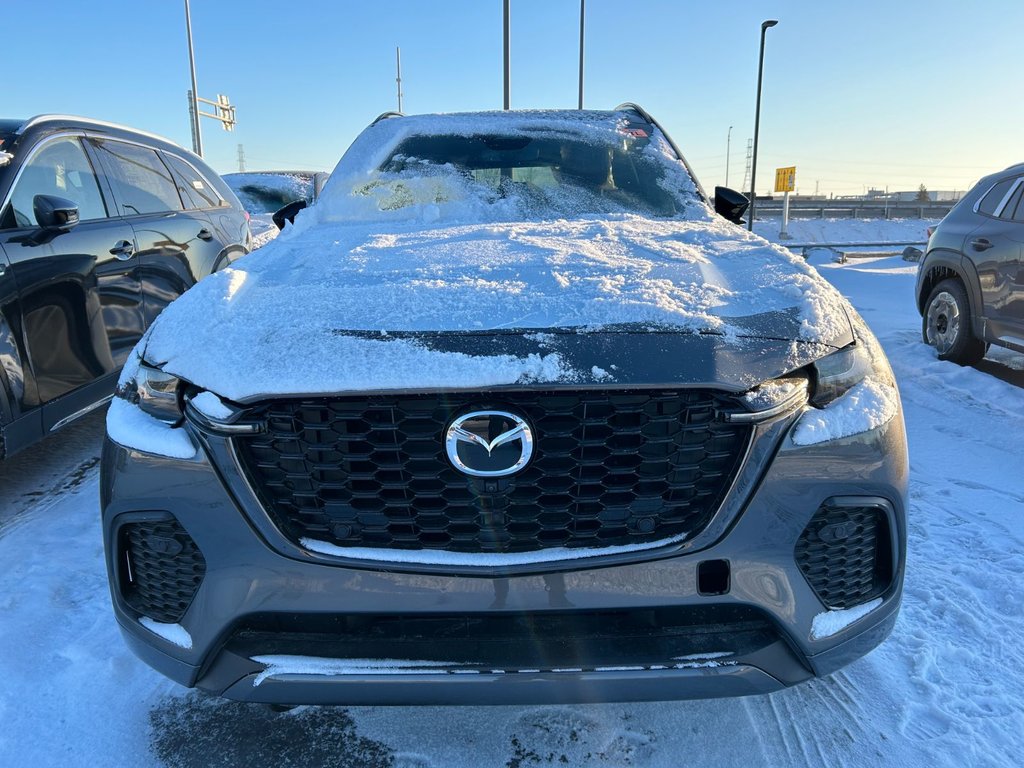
318, 113, 702, 225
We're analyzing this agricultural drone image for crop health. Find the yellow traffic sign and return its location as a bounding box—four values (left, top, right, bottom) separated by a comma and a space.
775, 166, 796, 193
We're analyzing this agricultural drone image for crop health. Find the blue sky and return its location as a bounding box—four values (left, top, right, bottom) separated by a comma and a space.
4, 0, 1021, 196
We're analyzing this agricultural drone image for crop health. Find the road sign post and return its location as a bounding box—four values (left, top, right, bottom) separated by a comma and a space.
775, 166, 796, 239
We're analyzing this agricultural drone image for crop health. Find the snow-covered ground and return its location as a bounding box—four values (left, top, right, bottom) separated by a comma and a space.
1, 219, 1022, 767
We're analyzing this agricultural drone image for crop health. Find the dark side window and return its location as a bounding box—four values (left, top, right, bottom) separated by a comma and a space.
976, 177, 1016, 217
998, 181, 1024, 221
163, 153, 222, 210
4, 137, 107, 228
93, 140, 183, 216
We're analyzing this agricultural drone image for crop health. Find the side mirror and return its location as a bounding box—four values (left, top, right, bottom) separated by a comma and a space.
34, 195, 80, 231
272, 199, 307, 231
713, 186, 749, 225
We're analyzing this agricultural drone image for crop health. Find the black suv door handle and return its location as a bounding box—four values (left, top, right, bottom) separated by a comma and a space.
970, 237, 993, 252
109, 240, 135, 260
197, 228, 214, 241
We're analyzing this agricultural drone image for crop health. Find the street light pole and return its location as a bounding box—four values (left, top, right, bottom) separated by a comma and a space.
577, 0, 585, 110
726, 125, 733, 188
503, 0, 511, 110
748, 19, 777, 231
184, 0, 202, 157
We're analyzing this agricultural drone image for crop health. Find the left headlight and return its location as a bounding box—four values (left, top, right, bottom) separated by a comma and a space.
132, 363, 184, 425
809, 342, 873, 408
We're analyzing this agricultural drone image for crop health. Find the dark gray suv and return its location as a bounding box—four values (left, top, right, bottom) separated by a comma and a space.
101, 107, 907, 705
917, 164, 1024, 364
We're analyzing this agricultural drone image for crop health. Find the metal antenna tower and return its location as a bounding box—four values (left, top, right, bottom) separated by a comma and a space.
237, 144, 246, 172
741, 138, 753, 196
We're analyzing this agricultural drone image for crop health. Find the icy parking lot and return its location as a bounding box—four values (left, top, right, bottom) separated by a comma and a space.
1, 222, 1022, 767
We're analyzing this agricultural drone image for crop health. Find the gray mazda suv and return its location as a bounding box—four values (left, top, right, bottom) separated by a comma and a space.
916, 163, 1024, 364
101, 106, 908, 705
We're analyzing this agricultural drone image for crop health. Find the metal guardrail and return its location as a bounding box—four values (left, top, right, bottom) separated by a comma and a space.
778, 240, 927, 262
756, 200, 955, 220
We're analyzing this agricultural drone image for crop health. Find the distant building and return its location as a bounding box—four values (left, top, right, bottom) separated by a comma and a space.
889, 190, 964, 202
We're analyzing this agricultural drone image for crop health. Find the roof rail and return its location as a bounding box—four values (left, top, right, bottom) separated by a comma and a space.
371, 111, 405, 126
16, 114, 183, 149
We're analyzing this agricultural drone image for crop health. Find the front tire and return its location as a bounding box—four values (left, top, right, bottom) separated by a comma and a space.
922, 278, 985, 365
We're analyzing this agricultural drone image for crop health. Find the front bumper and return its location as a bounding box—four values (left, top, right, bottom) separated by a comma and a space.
101, 399, 908, 705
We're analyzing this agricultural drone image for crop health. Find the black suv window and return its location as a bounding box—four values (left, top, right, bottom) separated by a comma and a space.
977, 177, 1016, 216
999, 181, 1024, 221
93, 140, 183, 216
4, 137, 107, 228
163, 153, 222, 210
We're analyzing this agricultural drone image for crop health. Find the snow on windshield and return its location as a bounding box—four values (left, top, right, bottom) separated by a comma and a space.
313, 111, 705, 225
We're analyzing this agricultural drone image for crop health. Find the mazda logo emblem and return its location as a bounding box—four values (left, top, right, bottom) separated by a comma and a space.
445, 410, 534, 477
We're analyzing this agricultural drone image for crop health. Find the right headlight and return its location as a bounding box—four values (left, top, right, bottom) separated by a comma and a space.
809, 342, 873, 408
122, 362, 184, 425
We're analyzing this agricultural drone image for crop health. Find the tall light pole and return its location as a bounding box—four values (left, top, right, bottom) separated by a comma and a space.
577, 0, 586, 110
503, 0, 511, 110
184, 0, 202, 156
726, 125, 733, 188
748, 19, 778, 231
396, 46, 403, 112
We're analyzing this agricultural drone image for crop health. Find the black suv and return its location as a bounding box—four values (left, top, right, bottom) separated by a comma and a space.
0, 115, 250, 459
917, 164, 1024, 364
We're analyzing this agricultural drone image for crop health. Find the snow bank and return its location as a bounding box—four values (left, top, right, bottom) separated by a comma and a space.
223, 171, 313, 215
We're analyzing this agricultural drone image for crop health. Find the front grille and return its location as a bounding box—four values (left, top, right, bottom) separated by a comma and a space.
234, 390, 750, 556
120, 519, 206, 623
227, 605, 779, 671
795, 504, 893, 609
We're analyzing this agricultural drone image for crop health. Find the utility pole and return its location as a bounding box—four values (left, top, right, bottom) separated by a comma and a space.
741, 138, 753, 194
184, 0, 202, 156
503, 0, 511, 109
577, 0, 585, 110
396, 47, 404, 113
725, 125, 733, 187
237, 144, 246, 173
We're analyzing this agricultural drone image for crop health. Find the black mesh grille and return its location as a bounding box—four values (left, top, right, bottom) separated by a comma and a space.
121, 519, 206, 623
795, 504, 893, 609
234, 390, 751, 555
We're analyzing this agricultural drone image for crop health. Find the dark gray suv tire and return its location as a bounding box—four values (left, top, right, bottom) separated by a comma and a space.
923, 278, 986, 365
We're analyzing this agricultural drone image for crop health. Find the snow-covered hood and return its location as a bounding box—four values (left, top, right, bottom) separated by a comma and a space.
142, 214, 854, 402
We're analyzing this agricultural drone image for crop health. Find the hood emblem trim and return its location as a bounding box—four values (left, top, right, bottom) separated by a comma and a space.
445, 410, 534, 477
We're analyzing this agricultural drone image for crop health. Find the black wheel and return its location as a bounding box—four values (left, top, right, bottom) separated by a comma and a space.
922, 278, 985, 365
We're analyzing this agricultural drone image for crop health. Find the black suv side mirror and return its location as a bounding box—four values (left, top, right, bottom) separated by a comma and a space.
273, 199, 307, 231
33, 195, 80, 232
713, 186, 749, 225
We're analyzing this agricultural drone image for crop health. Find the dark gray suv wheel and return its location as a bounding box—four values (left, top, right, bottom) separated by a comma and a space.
923, 278, 986, 365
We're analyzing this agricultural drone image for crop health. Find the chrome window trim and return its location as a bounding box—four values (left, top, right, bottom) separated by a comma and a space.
973, 176, 1023, 216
